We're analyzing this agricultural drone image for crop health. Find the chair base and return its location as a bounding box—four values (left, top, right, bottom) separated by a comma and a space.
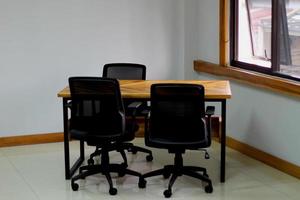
139, 153, 213, 198
87, 143, 153, 166
71, 148, 144, 195
126, 143, 153, 161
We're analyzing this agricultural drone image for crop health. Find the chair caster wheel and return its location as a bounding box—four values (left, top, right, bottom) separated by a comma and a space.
118, 170, 126, 177
121, 162, 128, 169
87, 159, 94, 165
131, 149, 137, 154
146, 155, 153, 162
138, 178, 146, 188
163, 172, 171, 179
79, 168, 85, 177
79, 174, 85, 179
109, 188, 117, 195
71, 182, 79, 191
163, 189, 172, 198
205, 184, 213, 193
203, 172, 209, 178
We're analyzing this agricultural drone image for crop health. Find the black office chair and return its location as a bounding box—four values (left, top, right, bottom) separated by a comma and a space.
103, 63, 146, 80
69, 77, 144, 195
103, 63, 148, 115
138, 84, 214, 198
84, 63, 152, 164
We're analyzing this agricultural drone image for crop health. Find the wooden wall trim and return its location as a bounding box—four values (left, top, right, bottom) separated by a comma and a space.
194, 60, 300, 98
226, 136, 300, 179
217, 0, 300, 98
1, 131, 299, 179
0, 132, 63, 147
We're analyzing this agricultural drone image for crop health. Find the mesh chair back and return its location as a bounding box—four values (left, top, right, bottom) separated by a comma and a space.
103, 63, 146, 80
148, 84, 209, 147
69, 77, 125, 141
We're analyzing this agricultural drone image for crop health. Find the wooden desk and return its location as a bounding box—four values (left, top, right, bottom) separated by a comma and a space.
58, 80, 232, 182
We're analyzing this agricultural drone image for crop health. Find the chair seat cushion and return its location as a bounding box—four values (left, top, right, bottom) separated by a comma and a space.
70, 120, 138, 145
70, 129, 122, 145
70, 129, 87, 140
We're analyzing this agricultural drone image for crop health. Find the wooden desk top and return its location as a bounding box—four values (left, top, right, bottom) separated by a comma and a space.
57, 80, 232, 99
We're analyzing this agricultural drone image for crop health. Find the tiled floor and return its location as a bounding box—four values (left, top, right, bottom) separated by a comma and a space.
1, 138, 299, 200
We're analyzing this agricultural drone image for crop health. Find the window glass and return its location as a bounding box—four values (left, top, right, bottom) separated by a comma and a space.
232, 0, 300, 81
238, 0, 272, 68
279, 0, 300, 78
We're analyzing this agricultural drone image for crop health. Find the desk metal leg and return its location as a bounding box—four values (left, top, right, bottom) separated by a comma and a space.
63, 99, 85, 180
220, 99, 226, 182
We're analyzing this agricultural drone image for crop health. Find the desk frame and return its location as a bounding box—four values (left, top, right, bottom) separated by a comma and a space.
62, 98, 85, 179
208, 99, 226, 183
61, 99, 227, 183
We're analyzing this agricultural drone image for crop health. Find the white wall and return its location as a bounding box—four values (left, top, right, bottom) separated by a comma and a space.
184, 0, 300, 166
184, 0, 219, 79
0, 0, 184, 136
1, 0, 299, 168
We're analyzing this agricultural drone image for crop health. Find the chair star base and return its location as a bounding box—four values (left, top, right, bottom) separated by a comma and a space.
71, 147, 144, 195
139, 152, 213, 198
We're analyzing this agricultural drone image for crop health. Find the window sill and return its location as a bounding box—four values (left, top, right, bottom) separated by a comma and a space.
194, 60, 300, 98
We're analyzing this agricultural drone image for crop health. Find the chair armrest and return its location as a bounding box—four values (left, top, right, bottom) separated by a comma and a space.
127, 101, 143, 117
205, 106, 215, 117
144, 111, 151, 136
140, 107, 150, 117
205, 106, 215, 140
118, 111, 126, 134
65, 101, 72, 109
127, 101, 143, 110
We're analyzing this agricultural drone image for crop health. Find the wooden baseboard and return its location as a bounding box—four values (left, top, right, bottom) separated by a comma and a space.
226, 136, 300, 179
135, 117, 145, 137
0, 132, 64, 147
1, 131, 299, 180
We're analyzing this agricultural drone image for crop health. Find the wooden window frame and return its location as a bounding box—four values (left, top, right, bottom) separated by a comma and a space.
194, 0, 300, 98
230, 0, 299, 81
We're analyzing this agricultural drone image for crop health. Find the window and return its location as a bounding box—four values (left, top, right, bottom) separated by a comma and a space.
231, 0, 300, 81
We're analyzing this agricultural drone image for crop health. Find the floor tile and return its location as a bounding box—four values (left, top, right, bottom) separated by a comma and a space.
267, 180, 300, 200
0, 139, 299, 200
